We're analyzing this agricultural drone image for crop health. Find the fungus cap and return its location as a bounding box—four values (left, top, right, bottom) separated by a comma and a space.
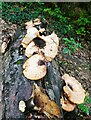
62, 74, 85, 104
42, 43, 58, 61
25, 37, 46, 58
25, 20, 34, 29
40, 32, 59, 61
21, 27, 39, 47
19, 100, 26, 112
33, 18, 41, 25
41, 32, 59, 46
60, 96, 76, 112
48, 32, 59, 46
25, 19, 41, 29
25, 41, 39, 58
23, 54, 46, 80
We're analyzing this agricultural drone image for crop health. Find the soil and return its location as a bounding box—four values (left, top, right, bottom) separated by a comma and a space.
1, 19, 91, 120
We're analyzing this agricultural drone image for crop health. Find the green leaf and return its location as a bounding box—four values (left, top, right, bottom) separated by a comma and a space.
63, 47, 69, 54
63, 38, 69, 41
0, 2, 2, 9
85, 96, 91, 104
14, 59, 23, 65
78, 104, 90, 115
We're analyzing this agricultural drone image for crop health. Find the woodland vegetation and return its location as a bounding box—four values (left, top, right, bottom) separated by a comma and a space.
1, 2, 91, 120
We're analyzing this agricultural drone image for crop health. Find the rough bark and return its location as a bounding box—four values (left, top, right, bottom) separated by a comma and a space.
1, 26, 65, 120
1, 25, 77, 120
2, 27, 33, 119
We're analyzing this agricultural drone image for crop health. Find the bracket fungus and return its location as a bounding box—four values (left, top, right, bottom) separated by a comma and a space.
41, 32, 59, 46
40, 32, 59, 61
33, 83, 61, 118
25, 18, 42, 29
21, 18, 59, 80
25, 37, 46, 58
41, 41, 58, 61
21, 27, 40, 48
60, 96, 76, 112
25, 41, 39, 58
62, 74, 85, 104
24, 32, 59, 61
23, 54, 46, 80
21, 18, 47, 48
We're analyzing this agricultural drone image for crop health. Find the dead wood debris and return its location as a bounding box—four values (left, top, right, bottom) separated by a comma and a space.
1, 18, 17, 54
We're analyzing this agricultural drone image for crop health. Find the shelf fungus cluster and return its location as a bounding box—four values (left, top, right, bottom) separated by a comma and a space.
19, 18, 61, 118
19, 18, 85, 119
60, 74, 85, 112
21, 18, 59, 80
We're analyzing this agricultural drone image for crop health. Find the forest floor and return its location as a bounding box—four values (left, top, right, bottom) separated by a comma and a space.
1, 17, 91, 120
58, 45, 91, 98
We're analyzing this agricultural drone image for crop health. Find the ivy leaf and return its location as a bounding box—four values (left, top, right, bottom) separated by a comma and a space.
0, 2, 2, 10
85, 96, 91, 104
78, 104, 90, 115
63, 47, 69, 54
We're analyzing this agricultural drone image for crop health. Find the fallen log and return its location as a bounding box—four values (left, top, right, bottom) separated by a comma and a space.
1, 20, 79, 120
2, 26, 64, 120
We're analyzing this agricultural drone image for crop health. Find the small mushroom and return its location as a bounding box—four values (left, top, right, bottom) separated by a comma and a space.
23, 54, 46, 80
19, 100, 26, 112
19, 97, 35, 113
62, 74, 85, 104
60, 96, 76, 112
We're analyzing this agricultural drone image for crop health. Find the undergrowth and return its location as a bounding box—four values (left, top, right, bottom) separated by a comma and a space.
2, 2, 91, 53
78, 94, 91, 117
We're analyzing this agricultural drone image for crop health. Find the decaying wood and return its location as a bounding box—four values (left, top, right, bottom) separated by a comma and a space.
2, 19, 82, 120
2, 29, 64, 120
1, 21, 17, 54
